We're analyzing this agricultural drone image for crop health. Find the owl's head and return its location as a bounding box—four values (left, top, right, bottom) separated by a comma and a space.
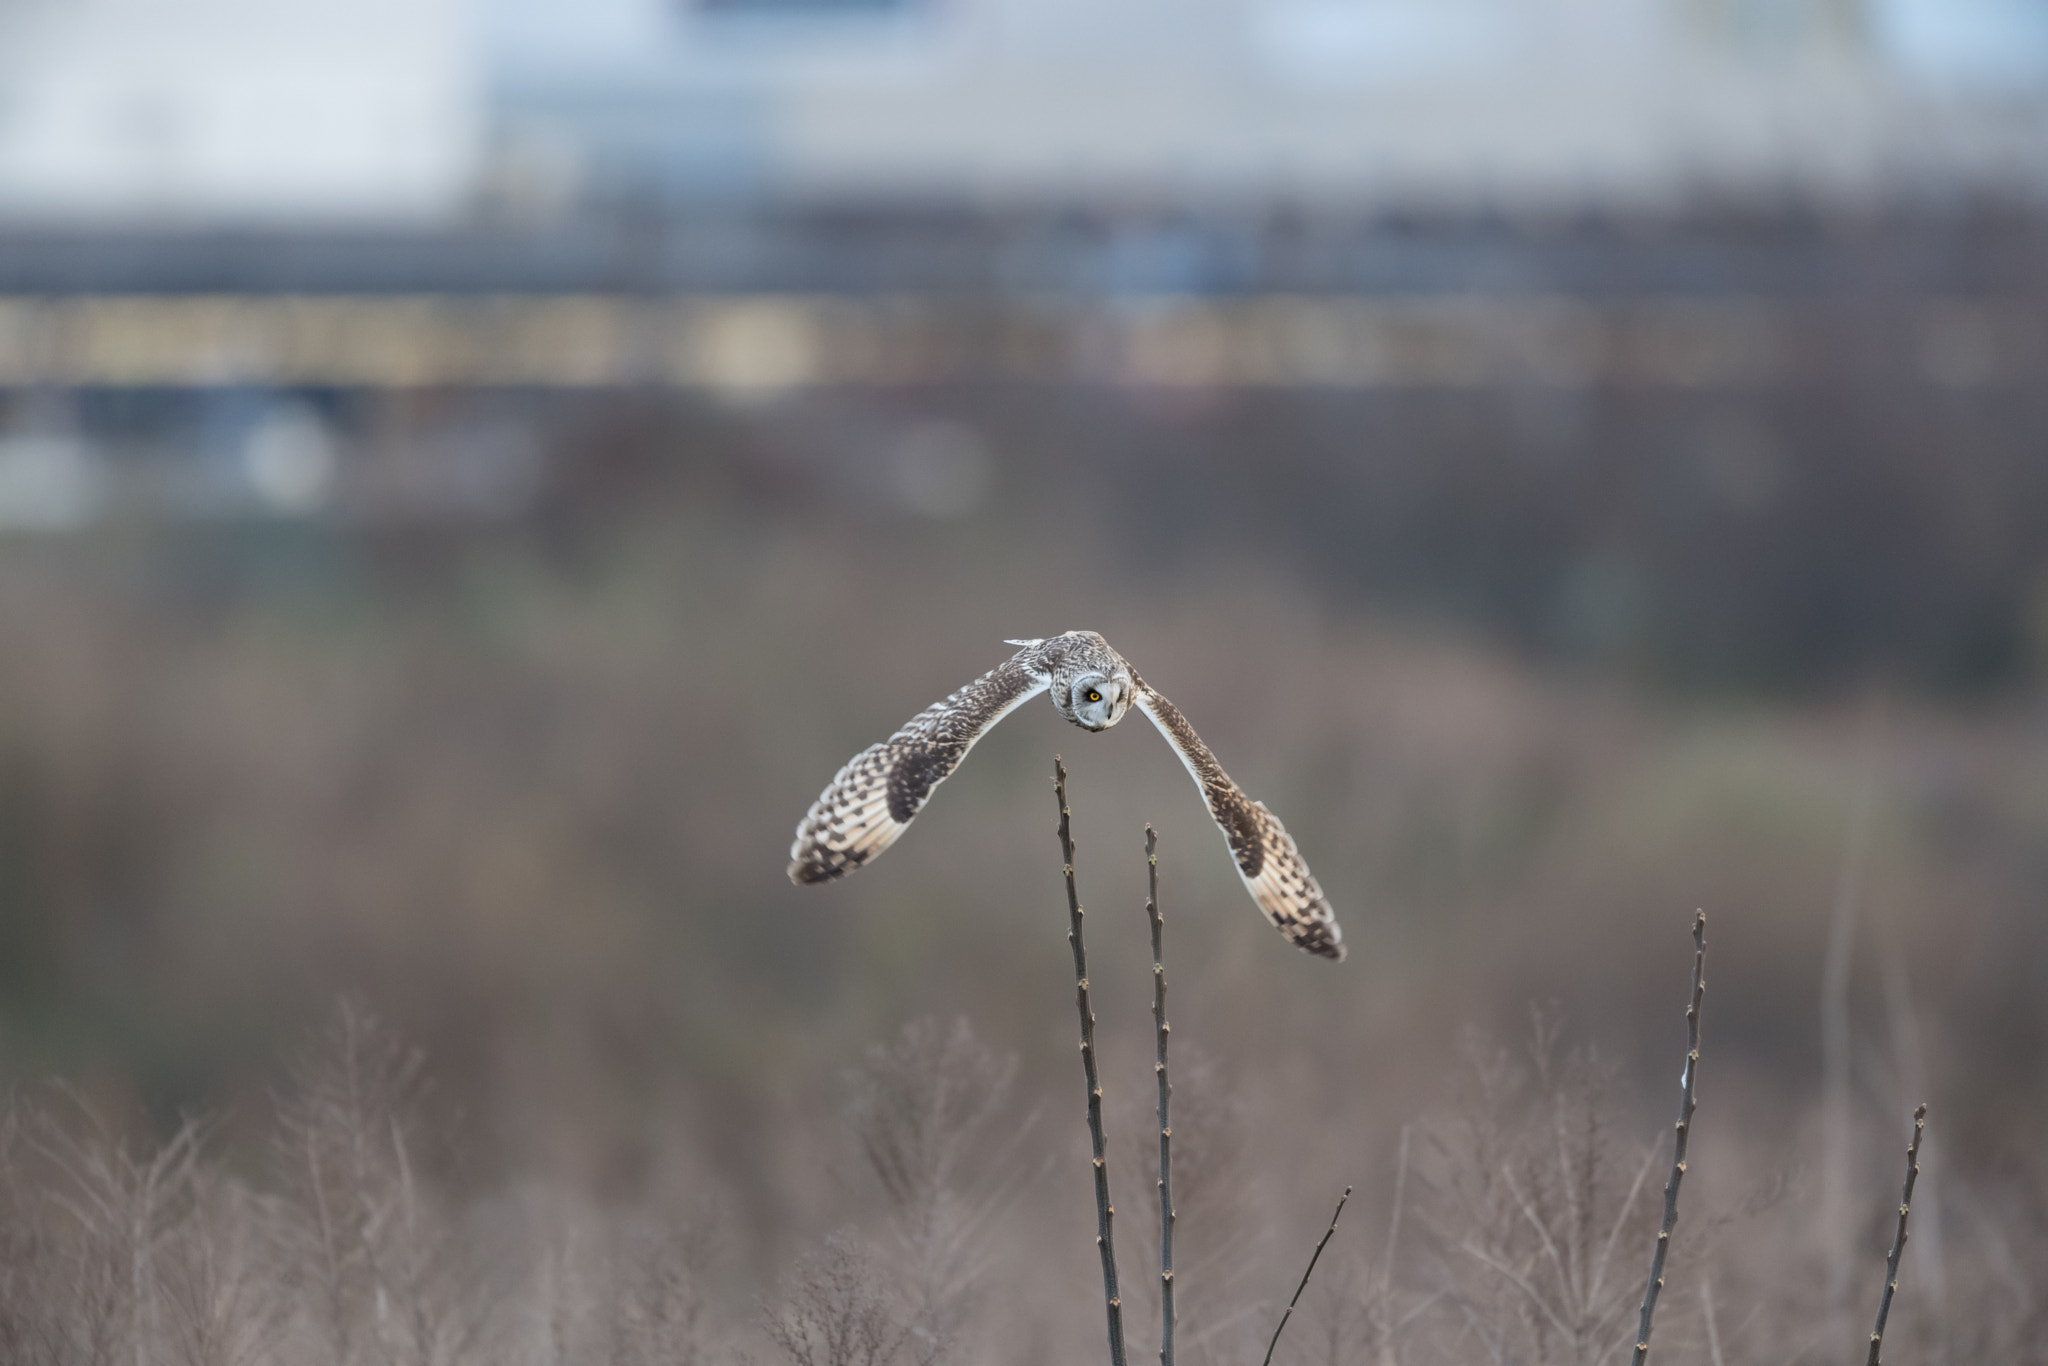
1044, 631, 1135, 732
1064, 671, 1132, 731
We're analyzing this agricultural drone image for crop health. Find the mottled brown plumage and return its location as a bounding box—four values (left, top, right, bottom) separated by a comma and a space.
788, 631, 1345, 960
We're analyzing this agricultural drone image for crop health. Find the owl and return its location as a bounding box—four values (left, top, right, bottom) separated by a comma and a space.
788, 631, 1345, 960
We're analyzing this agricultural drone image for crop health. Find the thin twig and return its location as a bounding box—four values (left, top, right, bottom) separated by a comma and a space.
1054, 757, 1128, 1366
1145, 825, 1175, 1366
1880, 928, 1947, 1362
1631, 909, 1706, 1366
1591, 1141, 1663, 1309
1260, 1186, 1351, 1366
1866, 1104, 1927, 1366
1701, 1278, 1725, 1366
1368, 1127, 1414, 1366
1455, 1237, 1579, 1344
1499, 1164, 1574, 1308
1380, 1125, 1410, 1301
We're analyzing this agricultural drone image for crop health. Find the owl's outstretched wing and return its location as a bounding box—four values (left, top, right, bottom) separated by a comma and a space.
1132, 682, 1345, 960
789, 646, 1051, 885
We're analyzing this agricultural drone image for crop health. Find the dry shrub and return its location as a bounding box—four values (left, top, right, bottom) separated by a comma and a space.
844, 1016, 1028, 1356
1416, 1018, 1663, 1366
765, 1233, 939, 1366
529, 1206, 721, 1366
0, 1091, 209, 1366
0, 1003, 511, 1366
600, 1220, 719, 1366
272, 1000, 491, 1366
157, 1170, 289, 1366
12, 993, 2048, 1366
1327, 1126, 1430, 1366
1289, 1011, 1671, 1366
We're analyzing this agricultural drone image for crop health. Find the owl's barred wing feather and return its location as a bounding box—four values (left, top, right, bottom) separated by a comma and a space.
1132, 683, 1345, 960
790, 633, 1345, 963
788, 650, 1050, 885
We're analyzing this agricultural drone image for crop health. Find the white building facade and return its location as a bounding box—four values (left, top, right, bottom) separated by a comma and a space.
0, 0, 2043, 224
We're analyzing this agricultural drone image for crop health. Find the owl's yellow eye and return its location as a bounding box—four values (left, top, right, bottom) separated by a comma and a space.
1087, 690, 1102, 703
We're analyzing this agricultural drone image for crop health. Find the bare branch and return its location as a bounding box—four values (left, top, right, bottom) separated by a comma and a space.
1144, 824, 1175, 1366
1631, 909, 1706, 1366
1866, 1104, 1927, 1366
1054, 756, 1128, 1366
1261, 1186, 1351, 1366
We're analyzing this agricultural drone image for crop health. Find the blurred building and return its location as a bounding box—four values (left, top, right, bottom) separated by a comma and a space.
0, 0, 2043, 644
488, 0, 2048, 214
0, 0, 479, 223
1, 0, 2045, 225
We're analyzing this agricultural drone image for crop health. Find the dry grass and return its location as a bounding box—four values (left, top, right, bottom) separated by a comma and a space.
4, 850, 2047, 1366
1405, 1022, 1665, 1366
4, 985, 2047, 1366
844, 1015, 1029, 1355
0, 1004, 716, 1366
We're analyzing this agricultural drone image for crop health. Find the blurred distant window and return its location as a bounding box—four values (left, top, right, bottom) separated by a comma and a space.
1871, 0, 2048, 89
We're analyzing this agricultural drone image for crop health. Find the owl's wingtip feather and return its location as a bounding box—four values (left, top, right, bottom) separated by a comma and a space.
788, 856, 841, 886
1293, 925, 1346, 960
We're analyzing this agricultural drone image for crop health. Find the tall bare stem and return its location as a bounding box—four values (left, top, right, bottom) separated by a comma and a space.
1053, 757, 1128, 1366
1632, 909, 1706, 1366
1145, 825, 1175, 1366
1865, 1104, 1926, 1366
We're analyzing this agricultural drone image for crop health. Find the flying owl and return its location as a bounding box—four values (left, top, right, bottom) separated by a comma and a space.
788, 631, 1345, 960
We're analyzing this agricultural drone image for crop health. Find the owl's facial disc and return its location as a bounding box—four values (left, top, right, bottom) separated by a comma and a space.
1069, 672, 1131, 731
